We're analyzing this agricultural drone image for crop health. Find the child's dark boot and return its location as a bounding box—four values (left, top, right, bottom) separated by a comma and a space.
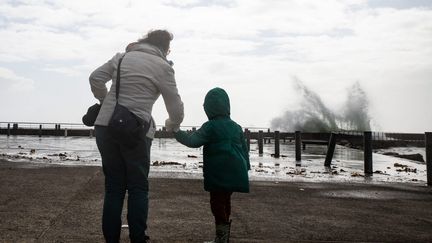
205, 220, 231, 243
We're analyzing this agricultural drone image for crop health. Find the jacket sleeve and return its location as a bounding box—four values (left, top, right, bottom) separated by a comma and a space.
159, 66, 184, 131
240, 130, 251, 170
174, 123, 211, 148
89, 53, 122, 102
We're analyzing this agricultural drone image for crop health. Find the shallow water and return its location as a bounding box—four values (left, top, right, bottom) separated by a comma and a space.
0, 135, 427, 184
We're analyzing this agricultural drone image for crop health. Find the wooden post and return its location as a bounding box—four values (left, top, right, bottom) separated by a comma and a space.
295, 131, 301, 162
324, 133, 337, 167
245, 129, 251, 152
267, 129, 271, 144
39, 124, 42, 137
7, 123, 10, 137
426, 132, 432, 186
64, 128, 68, 137
364, 131, 373, 175
258, 130, 264, 155
12, 123, 18, 136
89, 129, 94, 138
274, 131, 280, 158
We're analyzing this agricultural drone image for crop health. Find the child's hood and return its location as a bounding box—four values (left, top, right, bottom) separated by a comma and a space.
204, 87, 231, 120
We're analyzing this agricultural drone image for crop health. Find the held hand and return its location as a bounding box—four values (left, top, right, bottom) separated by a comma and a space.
165, 119, 180, 133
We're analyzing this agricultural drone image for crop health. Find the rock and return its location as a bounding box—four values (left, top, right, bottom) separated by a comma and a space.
152, 161, 182, 166
396, 154, 424, 162
384, 153, 424, 162
396, 167, 417, 173
351, 172, 364, 177
383, 152, 399, 156
394, 163, 407, 168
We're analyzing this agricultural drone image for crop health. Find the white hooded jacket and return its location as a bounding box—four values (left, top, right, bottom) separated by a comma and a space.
89, 43, 184, 138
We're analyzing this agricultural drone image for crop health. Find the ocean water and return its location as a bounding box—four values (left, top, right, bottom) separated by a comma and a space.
0, 135, 428, 184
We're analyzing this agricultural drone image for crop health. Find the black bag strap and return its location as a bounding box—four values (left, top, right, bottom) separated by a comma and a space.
115, 54, 126, 103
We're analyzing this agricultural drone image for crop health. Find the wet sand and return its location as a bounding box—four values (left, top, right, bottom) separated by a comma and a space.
1, 159, 432, 242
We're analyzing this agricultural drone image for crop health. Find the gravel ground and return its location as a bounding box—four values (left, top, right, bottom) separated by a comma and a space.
1, 160, 432, 242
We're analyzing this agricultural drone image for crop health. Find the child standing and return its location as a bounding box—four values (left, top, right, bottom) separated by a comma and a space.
174, 87, 250, 243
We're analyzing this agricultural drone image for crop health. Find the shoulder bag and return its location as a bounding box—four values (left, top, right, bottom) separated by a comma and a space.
108, 54, 148, 148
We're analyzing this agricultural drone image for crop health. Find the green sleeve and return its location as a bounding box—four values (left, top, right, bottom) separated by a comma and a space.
240, 130, 251, 170
174, 123, 211, 148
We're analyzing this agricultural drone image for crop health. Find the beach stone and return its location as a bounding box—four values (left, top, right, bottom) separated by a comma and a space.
384, 152, 425, 162
396, 153, 424, 162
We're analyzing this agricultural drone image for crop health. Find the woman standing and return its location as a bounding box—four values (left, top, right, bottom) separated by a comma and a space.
89, 30, 184, 243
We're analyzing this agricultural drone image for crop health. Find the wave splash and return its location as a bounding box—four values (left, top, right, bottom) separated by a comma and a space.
271, 77, 371, 132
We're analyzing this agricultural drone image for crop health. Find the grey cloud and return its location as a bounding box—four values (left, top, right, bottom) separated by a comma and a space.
163, 0, 234, 9
368, 0, 432, 9
0, 67, 34, 92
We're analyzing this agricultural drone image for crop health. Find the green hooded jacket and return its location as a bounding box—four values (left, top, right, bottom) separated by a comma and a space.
175, 88, 250, 192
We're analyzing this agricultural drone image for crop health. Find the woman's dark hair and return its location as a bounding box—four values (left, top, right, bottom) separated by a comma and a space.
138, 30, 173, 55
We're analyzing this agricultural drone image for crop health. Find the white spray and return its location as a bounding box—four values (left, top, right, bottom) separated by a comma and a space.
271, 78, 371, 132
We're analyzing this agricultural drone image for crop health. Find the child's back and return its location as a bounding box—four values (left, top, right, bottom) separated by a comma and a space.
175, 87, 250, 192
174, 87, 250, 243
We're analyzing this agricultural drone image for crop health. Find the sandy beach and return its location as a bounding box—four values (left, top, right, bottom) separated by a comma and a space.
1, 159, 432, 242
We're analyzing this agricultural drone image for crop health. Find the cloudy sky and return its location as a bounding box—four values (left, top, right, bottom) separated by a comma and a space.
0, 0, 431, 132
